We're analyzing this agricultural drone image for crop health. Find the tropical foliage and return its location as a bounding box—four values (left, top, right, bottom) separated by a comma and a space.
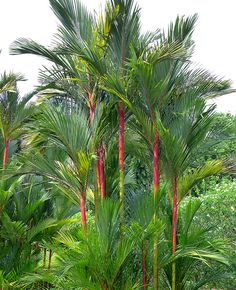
0, 0, 235, 289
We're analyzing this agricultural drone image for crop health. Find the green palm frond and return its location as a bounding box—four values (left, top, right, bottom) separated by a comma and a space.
0, 72, 25, 94
10, 38, 71, 68
0, 82, 36, 142
0, 180, 18, 210
149, 40, 187, 64
27, 218, 74, 242
1, 212, 27, 242
36, 105, 92, 163
178, 160, 224, 201
50, 0, 94, 44
22, 154, 84, 205
163, 14, 198, 52
105, 0, 141, 66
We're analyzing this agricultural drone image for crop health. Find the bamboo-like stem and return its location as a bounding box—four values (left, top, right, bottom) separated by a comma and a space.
119, 40, 126, 220
47, 249, 53, 289
80, 195, 87, 237
118, 101, 125, 220
88, 92, 95, 124
35, 241, 39, 250
171, 178, 178, 290
87, 86, 101, 213
153, 134, 160, 199
153, 132, 160, 290
87, 73, 94, 124
48, 249, 53, 270
96, 148, 101, 192
153, 240, 158, 290
99, 144, 105, 199
94, 150, 100, 216
142, 241, 147, 290
43, 248, 47, 268
3, 138, 10, 168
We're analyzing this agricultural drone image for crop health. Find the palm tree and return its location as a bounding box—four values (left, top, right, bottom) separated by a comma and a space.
102, 27, 187, 290
156, 96, 232, 289
100, 0, 141, 219
102, 12, 235, 289
16, 105, 94, 236
7, 1, 236, 289
10, 0, 141, 217
10, 0, 106, 204
156, 196, 232, 290
0, 72, 35, 168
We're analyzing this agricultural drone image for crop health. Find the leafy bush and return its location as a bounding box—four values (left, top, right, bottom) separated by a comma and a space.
182, 179, 236, 289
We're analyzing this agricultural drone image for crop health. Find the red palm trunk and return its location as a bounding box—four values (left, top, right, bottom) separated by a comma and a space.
88, 88, 106, 202
96, 148, 101, 191
153, 131, 160, 290
119, 44, 125, 213
88, 93, 95, 125
80, 195, 87, 237
3, 138, 9, 168
118, 101, 125, 215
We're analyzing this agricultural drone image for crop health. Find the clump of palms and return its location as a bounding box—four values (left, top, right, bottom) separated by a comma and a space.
2, 0, 235, 289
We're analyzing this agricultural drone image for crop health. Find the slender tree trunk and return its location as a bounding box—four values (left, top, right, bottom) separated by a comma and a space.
80, 195, 87, 237
153, 133, 160, 200
35, 241, 39, 250
87, 85, 106, 203
47, 249, 53, 289
142, 241, 147, 290
96, 157, 101, 189
3, 138, 10, 168
48, 249, 53, 270
102, 282, 108, 290
96, 147, 101, 193
94, 148, 100, 219
172, 178, 178, 290
88, 90, 101, 212
153, 132, 160, 290
118, 101, 125, 219
88, 93, 95, 124
87, 73, 94, 124
119, 43, 126, 220
43, 248, 47, 268
99, 144, 105, 199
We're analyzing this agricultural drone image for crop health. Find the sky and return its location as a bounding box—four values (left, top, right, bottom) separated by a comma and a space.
0, 0, 236, 113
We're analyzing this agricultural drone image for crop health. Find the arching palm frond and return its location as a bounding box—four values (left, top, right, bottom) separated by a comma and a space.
10, 38, 77, 73
178, 160, 225, 201
105, 0, 141, 66
163, 14, 198, 53
50, 0, 94, 45
35, 105, 92, 163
